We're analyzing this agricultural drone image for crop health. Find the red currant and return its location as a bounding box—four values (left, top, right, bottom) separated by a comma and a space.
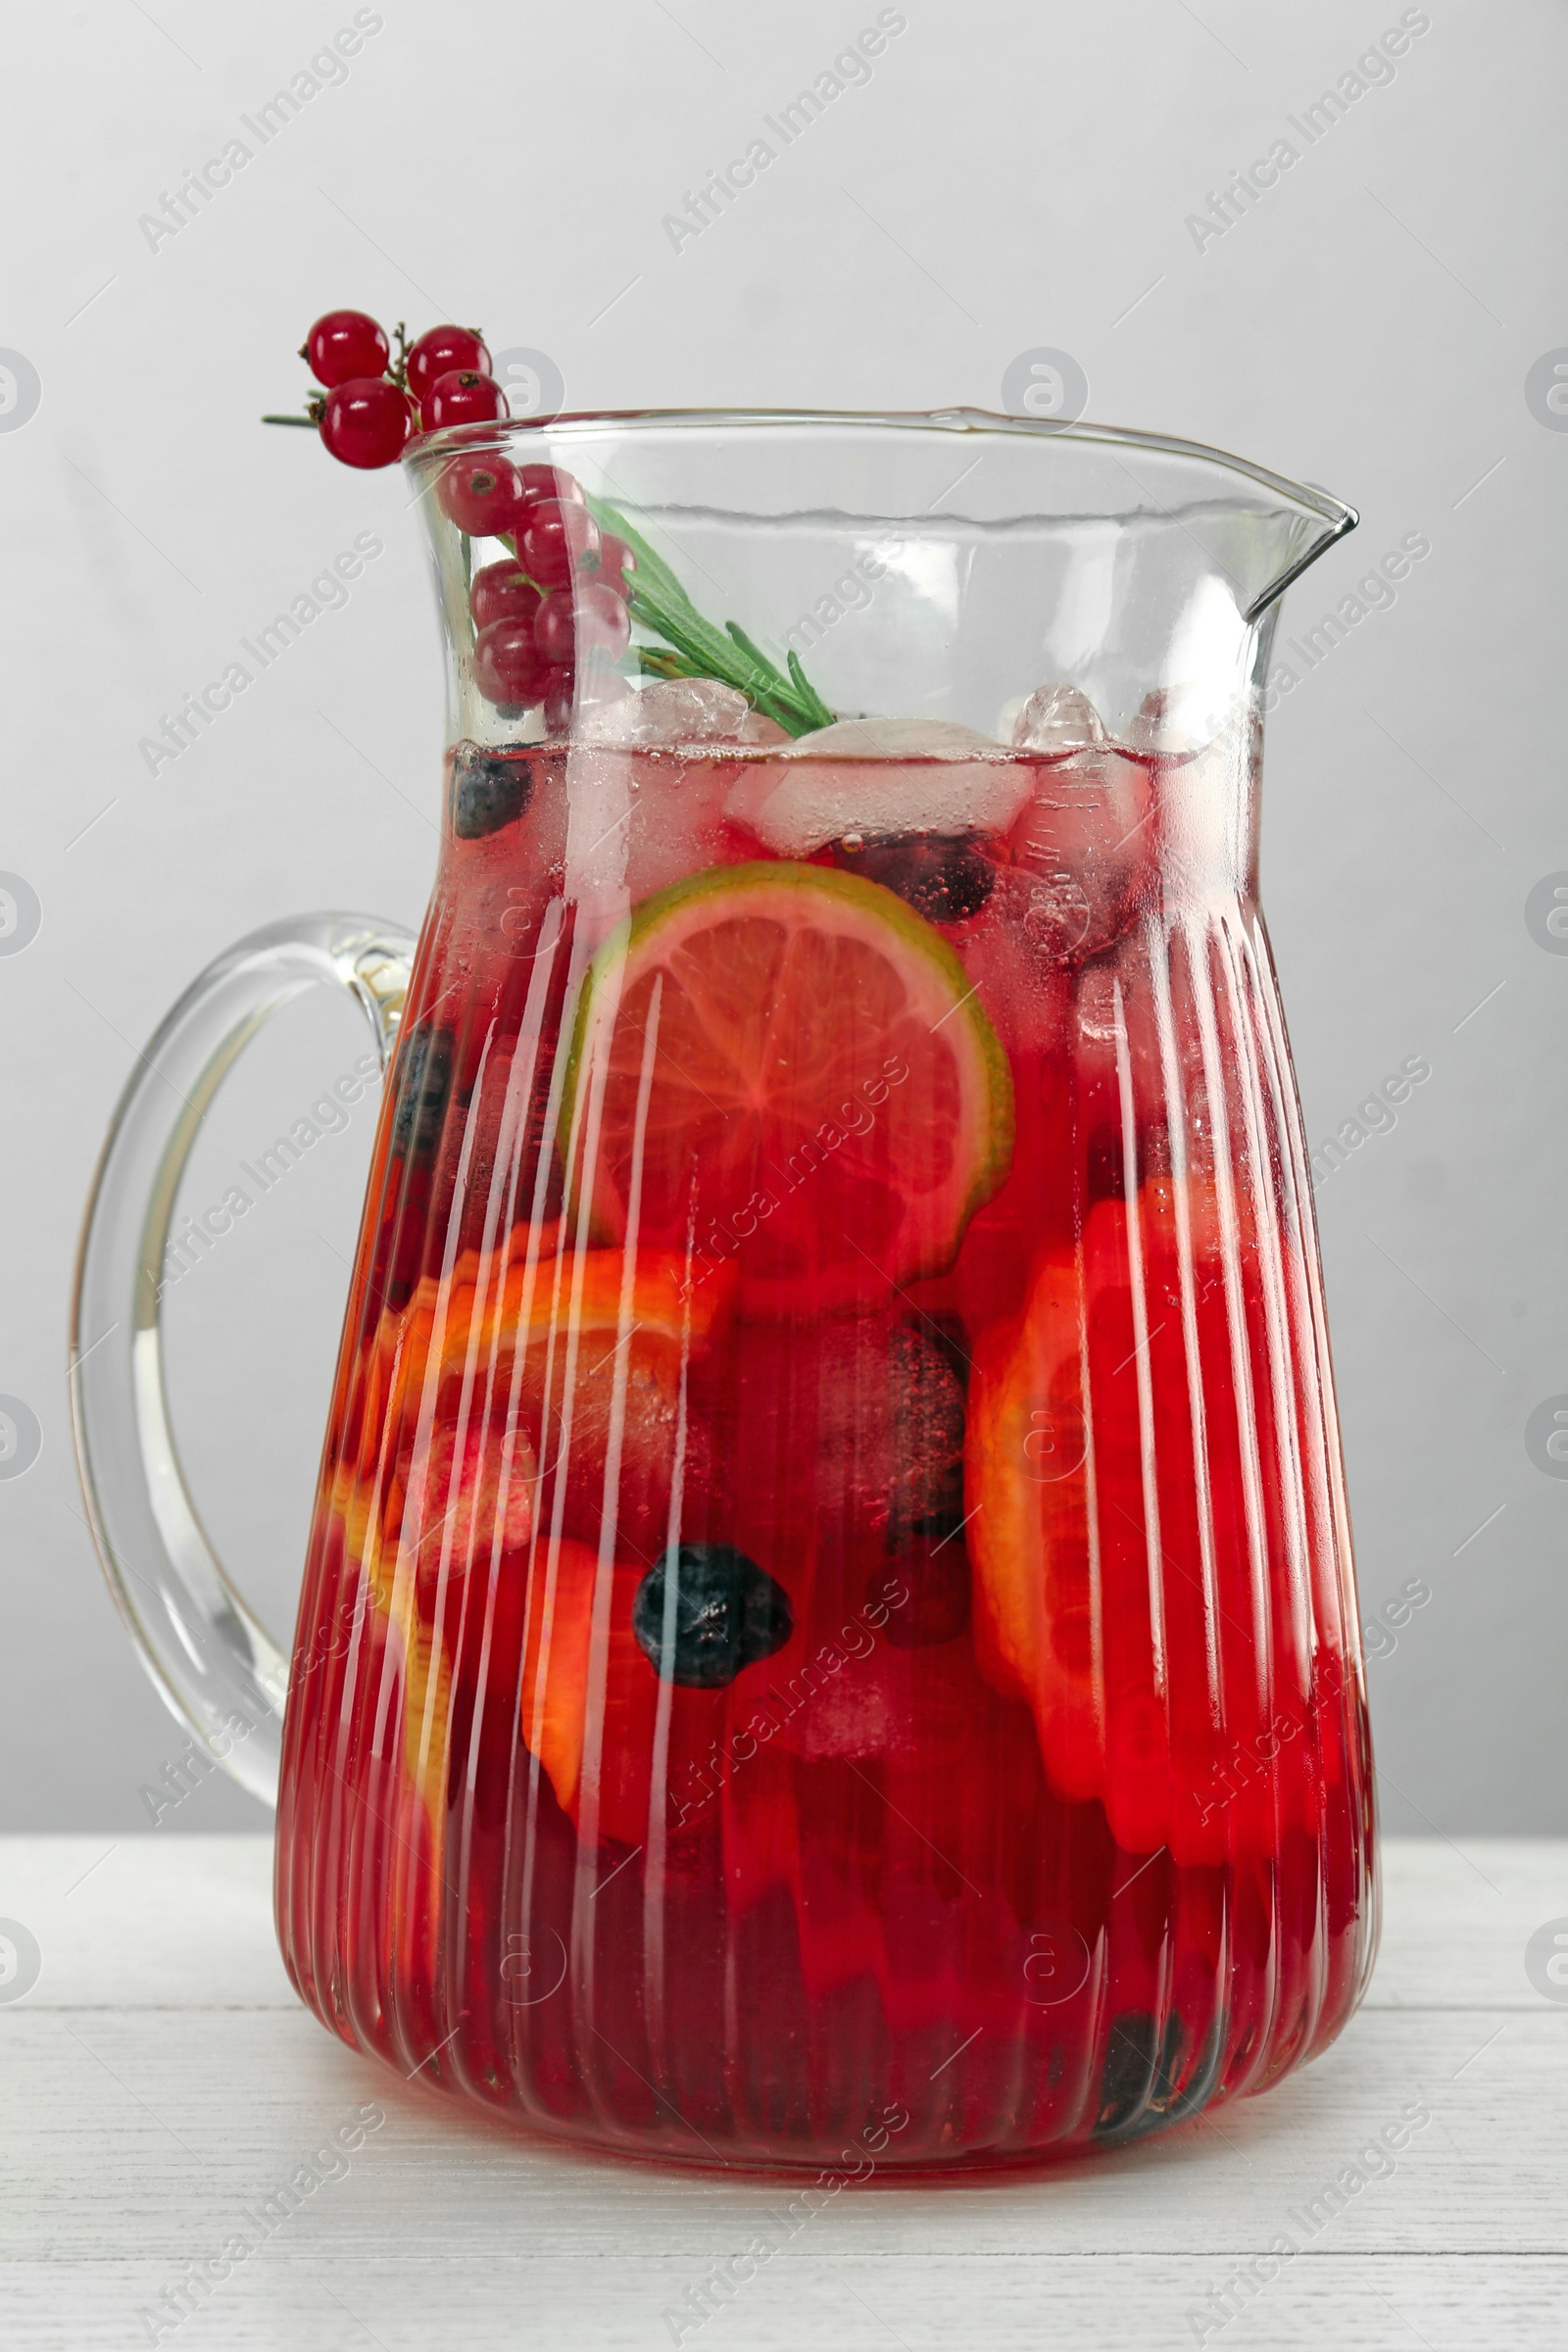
542, 664, 575, 733
407, 325, 490, 408
517, 464, 584, 508
520, 499, 599, 587
422, 370, 509, 430
534, 582, 632, 664
436, 456, 527, 536
318, 377, 415, 468
470, 562, 543, 633
304, 309, 389, 388
583, 531, 636, 596
473, 618, 550, 709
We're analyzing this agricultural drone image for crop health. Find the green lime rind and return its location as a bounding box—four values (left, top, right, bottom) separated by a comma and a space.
558, 861, 1016, 1264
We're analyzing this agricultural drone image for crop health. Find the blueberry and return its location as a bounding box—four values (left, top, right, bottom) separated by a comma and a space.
451, 744, 535, 841
632, 1544, 794, 1690
391, 1022, 455, 1155
835, 832, 997, 923
1095, 2012, 1178, 2138
1093, 2010, 1222, 2142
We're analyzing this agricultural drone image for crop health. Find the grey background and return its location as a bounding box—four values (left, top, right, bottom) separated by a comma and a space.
1, 0, 1562, 1835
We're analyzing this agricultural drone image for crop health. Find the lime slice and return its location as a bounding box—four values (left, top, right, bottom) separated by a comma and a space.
561, 860, 1014, 1315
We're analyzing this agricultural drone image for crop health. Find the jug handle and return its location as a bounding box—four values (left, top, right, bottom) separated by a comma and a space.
68, 913, 417, 1808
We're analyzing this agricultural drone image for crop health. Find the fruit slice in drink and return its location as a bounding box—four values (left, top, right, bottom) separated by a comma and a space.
966, 1250, 1107, 1803
562, 860, 1015, 1316
968, 1185, 1262, 1863
325, 1234, 738, 1834
517, 1537, 660, 1848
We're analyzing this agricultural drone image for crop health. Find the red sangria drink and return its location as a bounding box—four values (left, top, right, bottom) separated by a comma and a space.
276, 668, 1373, 2165
74, 402, 1374, 2171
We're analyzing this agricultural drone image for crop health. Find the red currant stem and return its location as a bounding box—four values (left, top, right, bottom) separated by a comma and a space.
262, 413, 319, 425
390, 320, 409, 390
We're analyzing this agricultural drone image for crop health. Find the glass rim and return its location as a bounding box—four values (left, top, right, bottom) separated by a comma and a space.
404, 404, 1359, 538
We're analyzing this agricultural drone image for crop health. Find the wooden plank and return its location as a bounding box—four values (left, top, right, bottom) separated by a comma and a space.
2, 2006, 1563, 2258
1369, 1837, 1568, 2011
2, 1835, 1564, 2352
2, 2254, 1566, 2352
0, 1836, 293, 2010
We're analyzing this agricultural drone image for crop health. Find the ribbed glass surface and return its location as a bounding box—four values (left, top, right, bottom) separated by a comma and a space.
275, 710, 1374, 2168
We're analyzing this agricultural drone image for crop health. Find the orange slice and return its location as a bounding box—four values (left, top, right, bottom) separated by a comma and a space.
518, 1538, 736, 1848
967, 1226, 1190, 1860
966, 1250, 1104, 1803
518, 1540, 653, 1843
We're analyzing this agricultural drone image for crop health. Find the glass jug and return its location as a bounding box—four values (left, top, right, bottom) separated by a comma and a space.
72, 411, 1376, 2168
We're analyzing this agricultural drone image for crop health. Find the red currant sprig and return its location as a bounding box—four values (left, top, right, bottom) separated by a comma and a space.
264, 309, 507, 466
263, 303, 837, 737
263, 309, 652, 735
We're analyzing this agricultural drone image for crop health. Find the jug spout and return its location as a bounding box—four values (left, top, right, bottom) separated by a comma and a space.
1114, 423, 1363, 620
921, 413, 1359, 733
919, 410, 1357, 622
1240, 473, 1359, 619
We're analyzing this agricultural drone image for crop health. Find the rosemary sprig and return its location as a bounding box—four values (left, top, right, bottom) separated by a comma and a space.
583, 494, 834, 737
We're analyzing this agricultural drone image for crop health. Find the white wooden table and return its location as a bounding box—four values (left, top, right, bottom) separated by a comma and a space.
1, 1836, 1564, 2349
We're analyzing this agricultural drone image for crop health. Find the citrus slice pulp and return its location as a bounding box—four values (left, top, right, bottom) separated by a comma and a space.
562, 861, 1014, 1315
966, 1228, 1186, 1861
967, 1250, 1103, 1793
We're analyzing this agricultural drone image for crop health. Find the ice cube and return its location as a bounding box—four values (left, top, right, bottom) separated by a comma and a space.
547, 1345, 718, 1559
579, 677, 788, 748
614, 760, 742, 900
730, 715, 1032, 858
568, 683, 789, 904
1011, 683, 1109, 759
1006, 747, 1157, 961
719, 1316, 965, 1567
771, 1641, 978, 1765
948, 867, 1077, 1055
807, 1318, 966, 1544
798, 716, 1002, 760
1120, 682, 1233, 761
885, 1323, 966, 1544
